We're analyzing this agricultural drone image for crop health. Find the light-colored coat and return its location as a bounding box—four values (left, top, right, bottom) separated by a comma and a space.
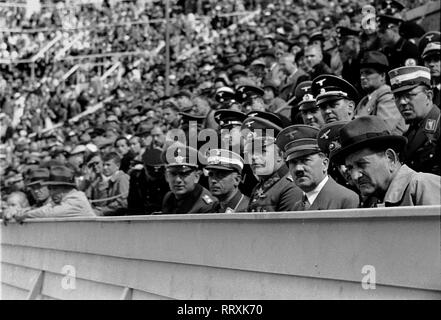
355, 84, 407, 135
24, 189, 95, 218
383, 165, 441, 206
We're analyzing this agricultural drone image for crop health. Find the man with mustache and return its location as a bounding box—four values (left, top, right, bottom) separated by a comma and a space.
332, 116, 440, 207
388, 66, 440, 175
276, 125, 359, 211
206, 149, 249, 213
161, 144, 217, 214
297, 87, 325, 129
241, 113, 303, 212
311, 74, 359, 125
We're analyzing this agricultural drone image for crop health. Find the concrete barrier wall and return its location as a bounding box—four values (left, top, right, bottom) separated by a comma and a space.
406, 1, 440, 32
1, 206, 440, 299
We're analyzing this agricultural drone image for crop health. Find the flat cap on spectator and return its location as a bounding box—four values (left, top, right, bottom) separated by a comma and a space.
260, 48, 277, 59
205, 149, 244, 173
388, 66, 431, 93
360, 51, 389, 72
312, 75, 359, 106
276, 125, 320, 161
229, 65, 248, 80
250, 58, 266, 68
317, 121, 349, 159
70, 145, 87, 156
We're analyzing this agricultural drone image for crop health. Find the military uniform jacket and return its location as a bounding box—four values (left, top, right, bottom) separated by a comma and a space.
293, 176, 360, 211
247, 165, 303, 213
382, 37, 419, 70
213, 190, 250, 213
355, 84, 407, 135
161, 184, 218, 214
403, 105, 440, 175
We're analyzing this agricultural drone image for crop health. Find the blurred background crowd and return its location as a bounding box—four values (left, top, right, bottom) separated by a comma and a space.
0, 0, 439, 215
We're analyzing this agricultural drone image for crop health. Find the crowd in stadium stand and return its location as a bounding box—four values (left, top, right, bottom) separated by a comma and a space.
1, 0, 440, 220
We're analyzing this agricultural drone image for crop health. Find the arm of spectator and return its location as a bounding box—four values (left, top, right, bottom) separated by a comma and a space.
93, 173, 130, 216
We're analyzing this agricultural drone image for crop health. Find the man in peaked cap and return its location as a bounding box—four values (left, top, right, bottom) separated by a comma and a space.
236, 84, 266, 113
389, 66, 440, 175
418, 31, 440, 57
355, 51, 407, 135
26, 167, 51, 208
241, 115, 302, 212
276, 125, 359, 211
5, 166, 95, 222
298, 91, 325, 129
161, 144, 217, 214
421, 42, 440, 106
377, 14, 419, 69
317, 121, 359, 194
127, 148, 169, 215
331, 116, 440, 207
290, 80, 313, 124
206, 149, 249, 213
312, 74, 359, 124
213, 109, 258, 198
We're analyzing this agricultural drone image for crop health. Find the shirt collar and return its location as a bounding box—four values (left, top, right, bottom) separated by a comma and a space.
305, 175, 329, 204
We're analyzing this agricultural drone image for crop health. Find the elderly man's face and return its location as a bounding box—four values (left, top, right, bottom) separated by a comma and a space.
288, 153, 328, 193
345, 148, 393, 199
394, 85, 433, 123
320, 99, 354, 123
